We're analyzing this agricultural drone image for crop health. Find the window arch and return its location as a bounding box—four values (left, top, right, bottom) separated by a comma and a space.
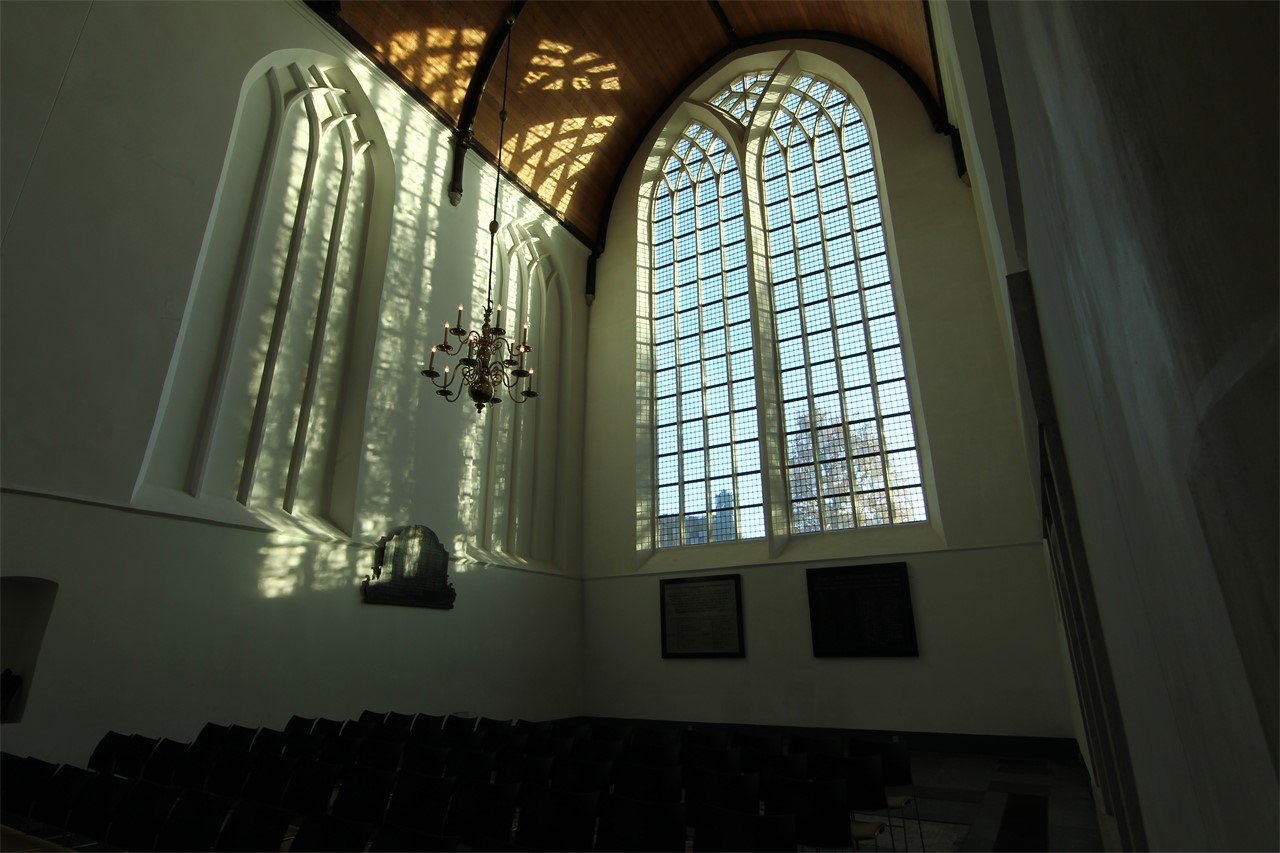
645, 56, 927, 549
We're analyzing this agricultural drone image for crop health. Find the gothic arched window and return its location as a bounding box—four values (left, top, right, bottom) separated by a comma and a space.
645, 62, 927, 549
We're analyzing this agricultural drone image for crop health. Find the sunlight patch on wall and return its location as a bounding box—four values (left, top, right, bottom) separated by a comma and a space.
354, 86, 451, 543
257, 533, 366, 598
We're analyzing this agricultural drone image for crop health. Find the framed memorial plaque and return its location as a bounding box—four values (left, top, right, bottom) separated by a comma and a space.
660, 574, 745, 659
806, 563, 919, 657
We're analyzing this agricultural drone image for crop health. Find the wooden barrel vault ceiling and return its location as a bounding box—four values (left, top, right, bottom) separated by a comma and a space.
317, 0, 948, 258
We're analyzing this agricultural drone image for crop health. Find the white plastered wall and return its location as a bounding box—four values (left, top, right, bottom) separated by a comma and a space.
932, 2, 1279, 849
580, 41, 1074, 737
0, 0, 588, 764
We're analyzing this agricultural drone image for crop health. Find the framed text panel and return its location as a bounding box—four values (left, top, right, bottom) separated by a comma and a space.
806, 563, 919, 657
660, 574, 745, 659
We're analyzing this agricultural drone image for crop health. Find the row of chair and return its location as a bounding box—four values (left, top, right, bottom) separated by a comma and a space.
1, 757, 907, 851
2, 713, 927, 851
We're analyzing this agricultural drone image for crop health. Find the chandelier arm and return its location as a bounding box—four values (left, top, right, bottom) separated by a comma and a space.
420, 12, 537, 413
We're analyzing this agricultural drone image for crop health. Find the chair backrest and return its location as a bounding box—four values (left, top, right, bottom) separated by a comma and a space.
341, 718, 378, 740
204, 749, 257, 799
139, 738, 189, 786
65, 771, 135, 839
548, 757, 613, 793
621, 739, 682, 767
515, 785, 599, 852
311, 717, 344, 739
384, 711, 416, 733
774, 776, 849, 849
686, 746, 742, 774
289, 813, 375, 852
0, 754, 57, 816
316, 734, 362, 768
402, 742, 451, 777
444, 747, 496, 783
525, 735, 576, 760
280, 759, 341, 815
585, 722, 633, 743
154, 788, 233, 853
29, 764, 92, 826
442, 715, 477, 736
612, 761, 683, 803
444, 780, 520, 847
86, 730, 130, 775
115, 734, 160, 778
105, 778, 180, 851
758, 752, 807, 804
787, 733, 844, 757
195, 723, 231, 750
804, 750, 848, 781
369, 824, 459, 852
684, 729, 732, 751
285, 715, 317, 737
572, 736, 625, 763
632, 726, 682, 750
354, 736, 404, 771
687, 767, 761, 828
213, 799, 291, 852
513, 719, 554, 737
494, 753, 553, 787
241, 753, 298, 806
734, 731, 784, 754
360, 709, 389, 727
172, 742, 219, 790
694, 803, 798, 852
224, 725, 258, 752
249, 727, 287, 756
385, 771, 454, 833
597, 793, 687, 852
330, 764, 396, 823
475, 716, 512, 731
412, 713, 446, 738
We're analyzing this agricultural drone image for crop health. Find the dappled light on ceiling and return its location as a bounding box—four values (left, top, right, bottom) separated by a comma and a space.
374, 27, 487, 116
492, 39, 622, 216
504, 115, 616, 217
526, 40, 621, 92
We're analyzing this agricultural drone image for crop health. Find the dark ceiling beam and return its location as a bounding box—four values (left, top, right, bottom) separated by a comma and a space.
448, 0, 527, 207
586, 29, 958, 302
707, 0, 740, 43
921, 0, 967, 180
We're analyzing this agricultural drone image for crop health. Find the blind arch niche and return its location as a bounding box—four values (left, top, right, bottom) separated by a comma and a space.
466, 223, 571, 570
137, 50, 394, 536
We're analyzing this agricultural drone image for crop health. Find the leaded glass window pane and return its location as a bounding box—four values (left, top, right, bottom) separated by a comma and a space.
651, 123, 763, 546
764, 74, 927, 532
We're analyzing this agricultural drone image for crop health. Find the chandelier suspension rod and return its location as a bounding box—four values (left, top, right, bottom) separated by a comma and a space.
485, 15, 515, 312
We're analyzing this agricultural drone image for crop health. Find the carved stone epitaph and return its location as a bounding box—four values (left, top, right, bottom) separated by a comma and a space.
361, 525, 456, 609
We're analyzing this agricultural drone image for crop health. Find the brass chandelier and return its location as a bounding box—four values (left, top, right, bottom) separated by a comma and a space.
421, 14, 536, 413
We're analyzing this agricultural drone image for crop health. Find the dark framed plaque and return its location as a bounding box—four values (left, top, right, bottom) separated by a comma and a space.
660, 574, 745, 659
806, 563, 919, 657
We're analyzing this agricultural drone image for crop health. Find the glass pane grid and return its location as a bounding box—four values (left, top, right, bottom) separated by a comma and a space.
652, 78, 928, 547
765, 75, 927, 534
651, 122, 762, 548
